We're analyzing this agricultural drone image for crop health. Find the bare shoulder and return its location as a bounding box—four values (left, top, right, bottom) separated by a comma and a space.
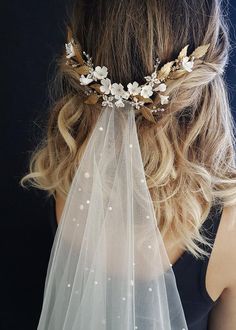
55, 191, 66, 225
207, 203, 236, 329
220, 204, 236, 288
215, 204, 236, 286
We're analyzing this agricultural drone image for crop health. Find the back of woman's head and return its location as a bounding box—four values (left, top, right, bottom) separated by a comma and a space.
21, 0, 236, 258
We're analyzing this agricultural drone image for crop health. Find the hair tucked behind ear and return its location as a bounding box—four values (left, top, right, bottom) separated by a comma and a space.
20, 0, 236, 258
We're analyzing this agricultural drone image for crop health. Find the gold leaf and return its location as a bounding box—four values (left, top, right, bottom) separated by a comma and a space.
190, 43, 210, 59
90, 83, 103, 94
67, 26, 73, 43
169, 69, 187, 80
177, 44, 189, 60
77, 65, 91, 75
135, 95, 153, 103
140, 107, 156, 124
66, 25, 84, 65
157, 61, 175, 81
84, 94, 99, 105
74, 45, 85, 65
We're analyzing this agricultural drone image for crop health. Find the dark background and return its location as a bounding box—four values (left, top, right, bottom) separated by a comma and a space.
1, 1, 236, 329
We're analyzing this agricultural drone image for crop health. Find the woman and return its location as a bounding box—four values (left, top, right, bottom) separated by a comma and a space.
21, 0, 236, 329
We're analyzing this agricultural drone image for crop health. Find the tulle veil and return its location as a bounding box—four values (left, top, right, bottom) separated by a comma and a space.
37, 102, 188, 330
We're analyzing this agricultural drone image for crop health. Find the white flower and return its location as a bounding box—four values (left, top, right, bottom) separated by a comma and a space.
145, 71, 157, 81
160, 95, 170, 105
122, 91, 130, 100
153, 83, 167, 92
93, 66, 108, 80
65, 41, 75, 59
131, 99, 144, 110
102, 95, 114, 107
181, 56, 194, 72
79, 75, 93, 85
127, 81, 141, 96
140, 85, 153, 98
87, 71, 94, 79
115, 98, 125, 107
100, 78, 111, 94
144, 72, 160, 86
111, 83, 125, 99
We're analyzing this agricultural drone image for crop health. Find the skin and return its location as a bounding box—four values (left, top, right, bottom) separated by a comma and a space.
55, 192, 236, 328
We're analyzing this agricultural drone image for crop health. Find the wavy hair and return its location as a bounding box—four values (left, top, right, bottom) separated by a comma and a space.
20, 0, 236, 258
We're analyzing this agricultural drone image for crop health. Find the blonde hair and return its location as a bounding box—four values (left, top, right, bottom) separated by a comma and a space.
20, 0, 236, 258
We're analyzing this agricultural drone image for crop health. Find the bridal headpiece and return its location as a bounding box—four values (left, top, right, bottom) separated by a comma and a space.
65, 27, 210, 122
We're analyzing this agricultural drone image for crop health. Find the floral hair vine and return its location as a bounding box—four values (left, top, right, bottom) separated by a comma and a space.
65, 27, 210, 123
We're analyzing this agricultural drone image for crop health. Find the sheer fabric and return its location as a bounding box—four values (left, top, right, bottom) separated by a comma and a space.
37, 103, 188, 330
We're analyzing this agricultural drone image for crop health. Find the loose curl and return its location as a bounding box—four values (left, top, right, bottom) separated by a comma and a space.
20, 0, 236, 258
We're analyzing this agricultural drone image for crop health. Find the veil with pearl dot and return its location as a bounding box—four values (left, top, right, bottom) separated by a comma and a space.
37, 102, 188, 329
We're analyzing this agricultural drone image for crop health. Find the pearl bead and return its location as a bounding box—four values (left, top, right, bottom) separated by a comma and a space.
170, 263, 173, 267
72, 217, 76, 222
84, 172, 90, 178
108, 206, 112, 211
78, 187, 82, 191
129, 144, 133, 148
135, 326, 138, 329
67, 283, 71, 288
80, 204, 84, 210
94, 281, 98, 285
122, 297, 126, 301
76, 223, 80, 227
148, 287, 152, 292
146, 215, 150, 219
99, 127, 104, 131
140, 178, 145, 183
148, 245, 152, 249
130, 280, 134, 286
86, 200, 90, 204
